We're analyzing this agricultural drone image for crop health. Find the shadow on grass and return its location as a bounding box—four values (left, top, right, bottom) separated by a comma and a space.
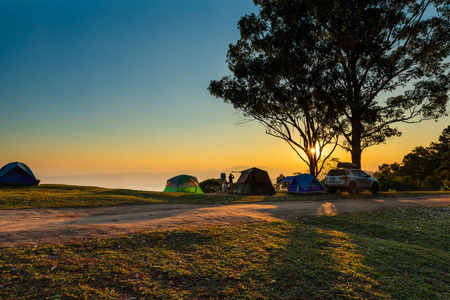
2, 207, 448, 299
265, 222, 391, 299
281, 207, 449, 299
302, 207, 450, 251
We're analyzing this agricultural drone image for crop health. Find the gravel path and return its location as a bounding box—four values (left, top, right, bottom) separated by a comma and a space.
1, 194, 449, 247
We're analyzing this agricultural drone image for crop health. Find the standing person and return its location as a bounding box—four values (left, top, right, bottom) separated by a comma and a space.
222, 181, 228, 193
228, 173, 235, 185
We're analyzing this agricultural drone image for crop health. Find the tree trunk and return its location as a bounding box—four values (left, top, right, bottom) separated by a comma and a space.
308, 157, 316, 176
309, 161, 316, 176
351, 119, 363, 169
308, 152, 318, 176
352, 147, 362, 170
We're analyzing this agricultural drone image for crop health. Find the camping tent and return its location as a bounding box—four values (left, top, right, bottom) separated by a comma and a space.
0, 162, 40, 185
163, 174, 204, 194
235, 167, 276, 195
281, 174, 325, 193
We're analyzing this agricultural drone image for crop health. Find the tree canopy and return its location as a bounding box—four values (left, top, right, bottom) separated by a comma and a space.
209, 0, 450, 171
314, 0, 450, 168
374, 125, 450, 190
209, 0, 341, 176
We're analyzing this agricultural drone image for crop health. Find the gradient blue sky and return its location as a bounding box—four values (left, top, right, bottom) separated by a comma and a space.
1, 0, 449, 189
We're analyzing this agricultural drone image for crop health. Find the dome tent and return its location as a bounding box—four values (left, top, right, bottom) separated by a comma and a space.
163, 174, 204, 194
235, 167, 276, 195
281, 174, 325, 193
0, 162, 40, 185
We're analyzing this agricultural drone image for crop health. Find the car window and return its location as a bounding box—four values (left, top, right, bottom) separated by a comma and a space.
327, 169, 345, 176
359, 171, 369, 177
351, 170, 368, 177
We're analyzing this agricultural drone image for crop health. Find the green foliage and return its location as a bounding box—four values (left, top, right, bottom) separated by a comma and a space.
275, 174, 288, 191
402, 146, 440, 187
199, 178, 223, 193
375, 126, 450, 191
436, 151, 450, 183
374, 174, 419, 192
1, 206, 449, 299
424, 174, 445, 191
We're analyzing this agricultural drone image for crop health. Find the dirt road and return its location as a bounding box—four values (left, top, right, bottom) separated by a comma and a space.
1, 195, 449, 247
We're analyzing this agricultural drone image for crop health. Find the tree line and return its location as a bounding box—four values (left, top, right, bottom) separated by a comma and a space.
374, 125, 450, 191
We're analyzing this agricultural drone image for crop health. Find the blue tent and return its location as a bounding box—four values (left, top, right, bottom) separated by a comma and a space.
281, 174, 325, 193
0, 162, 40, 185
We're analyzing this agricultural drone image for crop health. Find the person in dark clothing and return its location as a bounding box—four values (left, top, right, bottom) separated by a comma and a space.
228, 173, 235, 185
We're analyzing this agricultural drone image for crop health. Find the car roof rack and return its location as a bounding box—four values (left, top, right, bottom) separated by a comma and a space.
337, 162, 357, 169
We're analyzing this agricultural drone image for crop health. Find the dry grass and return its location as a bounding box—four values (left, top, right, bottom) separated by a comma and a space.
1, 184, 448, 209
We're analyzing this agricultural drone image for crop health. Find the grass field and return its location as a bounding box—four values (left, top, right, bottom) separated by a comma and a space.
0, 185, 449, 299
0, 184, 449, 210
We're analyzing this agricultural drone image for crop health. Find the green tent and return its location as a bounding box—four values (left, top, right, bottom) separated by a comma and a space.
163, 174, 204, 194
235, 167, 276, 195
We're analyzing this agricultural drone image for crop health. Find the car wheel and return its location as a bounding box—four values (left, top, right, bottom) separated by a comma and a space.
371, 182, 379, 194
328, 187, 337, 194
348, 182, 357, 195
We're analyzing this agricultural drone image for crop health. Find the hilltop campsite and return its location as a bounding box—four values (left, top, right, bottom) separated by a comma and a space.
1, 184, 449, 299
1, 0, 450, 299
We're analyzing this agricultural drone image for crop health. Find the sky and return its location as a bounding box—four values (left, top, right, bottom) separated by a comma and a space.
1, 0, 449, 191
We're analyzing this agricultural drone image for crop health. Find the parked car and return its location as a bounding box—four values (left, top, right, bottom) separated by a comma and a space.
325, 162, 379, 194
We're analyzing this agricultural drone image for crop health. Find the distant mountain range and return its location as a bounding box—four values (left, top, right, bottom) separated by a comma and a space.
40, 166, 302, 191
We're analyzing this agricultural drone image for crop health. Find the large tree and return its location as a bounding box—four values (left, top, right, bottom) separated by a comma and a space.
209, 1, 340, 176
210, 0, 450, 170
401, 146, 434, 187
316, 0, 450, 168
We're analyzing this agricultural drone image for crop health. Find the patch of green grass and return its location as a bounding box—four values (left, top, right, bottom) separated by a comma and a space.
1, 184, 448, 209
1, 206, 448, 299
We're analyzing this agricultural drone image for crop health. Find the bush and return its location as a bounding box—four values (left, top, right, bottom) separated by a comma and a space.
394, 176, 419, 191
275, 174, 288, 192
199, 178, 223, 193
376, 175, 419, 191
423, 174, 443, 191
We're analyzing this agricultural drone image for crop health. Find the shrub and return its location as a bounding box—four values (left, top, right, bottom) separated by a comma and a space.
275, 174, 288, 192
376, 175, 419, 191
199, 178, 223, 193
423, 174, 443, 191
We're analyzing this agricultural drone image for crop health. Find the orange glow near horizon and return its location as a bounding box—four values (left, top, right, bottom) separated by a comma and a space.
1, 117, 447, 179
